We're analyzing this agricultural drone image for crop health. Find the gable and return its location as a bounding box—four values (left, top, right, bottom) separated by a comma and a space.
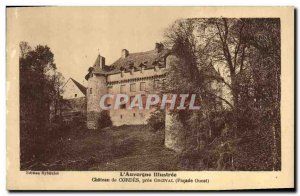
61, 78, 86, 99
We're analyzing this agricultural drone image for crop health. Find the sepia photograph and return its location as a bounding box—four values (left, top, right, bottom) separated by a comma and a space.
6, 6, 294, 190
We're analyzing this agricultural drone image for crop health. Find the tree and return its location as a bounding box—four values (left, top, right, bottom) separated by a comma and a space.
19, 42, 63, 164
164, 19, 227, 170
164, 18, 280, 170
240, 18, 281, 170
50, 71, 65, 122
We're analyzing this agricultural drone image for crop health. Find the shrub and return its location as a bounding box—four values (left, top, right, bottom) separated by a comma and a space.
98, 110, 112, 129
147, 110, 165, 132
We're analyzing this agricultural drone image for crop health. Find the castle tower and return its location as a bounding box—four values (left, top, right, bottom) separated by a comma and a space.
165, 111, 186, 152
85, 54, 107, 129
164, 55, 186, 152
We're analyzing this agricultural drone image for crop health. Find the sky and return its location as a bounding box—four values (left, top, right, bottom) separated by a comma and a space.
7, 7, 198, 86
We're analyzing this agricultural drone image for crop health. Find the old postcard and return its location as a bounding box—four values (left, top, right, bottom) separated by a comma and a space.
6, 6, 294, 190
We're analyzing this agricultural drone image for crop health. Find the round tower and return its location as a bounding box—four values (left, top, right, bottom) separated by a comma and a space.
164, 55, 186, 152
86, 54, 107, 129
165, 110, 185, 152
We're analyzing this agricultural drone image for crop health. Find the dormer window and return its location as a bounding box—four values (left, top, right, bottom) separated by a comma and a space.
139, 62, 147, 73
158, 61, 164, 68
129, 66, 135, 75
152, 60, 159, 71
128, 63, 135, 75
120, 66, 125, 77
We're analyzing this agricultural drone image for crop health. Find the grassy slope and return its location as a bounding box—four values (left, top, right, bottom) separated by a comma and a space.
26, 125, 178, 171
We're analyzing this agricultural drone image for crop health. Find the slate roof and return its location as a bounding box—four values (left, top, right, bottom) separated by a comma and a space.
91, 55, 111, 73
70, 78, 87, 96
110, 49, 170, 71
88, 49, 171, 77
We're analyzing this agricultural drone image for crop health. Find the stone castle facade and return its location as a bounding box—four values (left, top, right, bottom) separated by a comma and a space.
85, 43, 227, 152
85, 43, 171, 129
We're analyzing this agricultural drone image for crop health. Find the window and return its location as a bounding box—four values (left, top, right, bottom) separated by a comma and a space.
120, 115, 123, 119
133, 113, 135, 117
154, 80, 159, 89
130, 96, 135, 105
90, 88, 92, 94
74, 94, 77, 97
120, 85, 126, 93
120, 97, 126, 109
140, 82, 146, 91
120, 104, 126, 109
108, 86, 113, 94
130, 83, 136, 92
141, 94, 147, 108
120, 97, 125, 102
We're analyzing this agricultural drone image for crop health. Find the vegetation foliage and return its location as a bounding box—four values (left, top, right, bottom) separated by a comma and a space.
98, 110, 113, 129
19, 18, 280, 171
19, 42, 65, 166
162, 18, 280, 171
147, 110, 166, 133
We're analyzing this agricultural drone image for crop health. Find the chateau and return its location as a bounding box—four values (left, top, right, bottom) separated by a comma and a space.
85, 43, 171, 129
84, 43, 227, 152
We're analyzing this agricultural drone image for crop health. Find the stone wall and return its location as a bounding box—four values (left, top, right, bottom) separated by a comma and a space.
61, 97, 87, 124
163, 55, 186, 152
86, 75, 107, 129
164, 111, 186, 152
87, 111, 100, 129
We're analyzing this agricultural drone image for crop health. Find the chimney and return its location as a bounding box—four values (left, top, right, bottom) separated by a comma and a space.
121, 49, 129, 58
155, 42, 164, 53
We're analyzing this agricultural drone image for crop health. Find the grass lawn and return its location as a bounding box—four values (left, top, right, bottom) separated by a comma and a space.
23, 125, 179, 171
